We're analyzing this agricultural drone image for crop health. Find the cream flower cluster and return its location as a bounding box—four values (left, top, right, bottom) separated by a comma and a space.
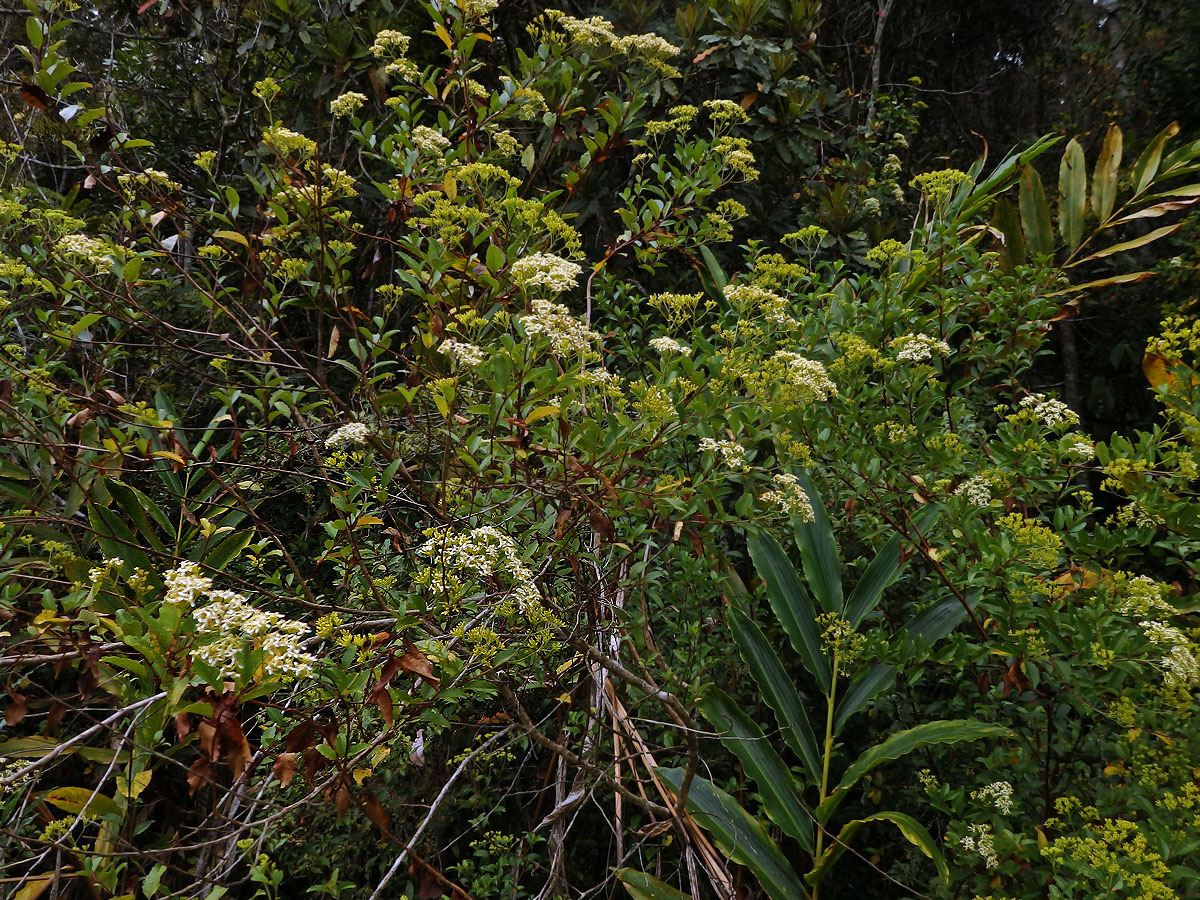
955, 474, 992, 507
772, 351, 838, 401
1019, 394, 1080, 428
411, 125, 451, 157
971, 781, 1014, 815
649, 336, 691, 356
699, 438, 749, 470
760, 473, 815, 521
511, 252, 583, 293
1138, 620, 1200, 688
519, 299, 600, 357
441, 339, 486, 367
330, 92, 366, 117
325, 422, 372, 449
164, 562, 314, 681
57, 233, 111, 268
959, 823, 999, 868
892, 333, 951, 362
418, 526, 541, 615
1065, 437, 1095, 461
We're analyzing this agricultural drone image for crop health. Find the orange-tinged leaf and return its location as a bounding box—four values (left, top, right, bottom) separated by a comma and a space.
399, 642, 440, 688
274, 752, 297, 788
363, 793, 392, 837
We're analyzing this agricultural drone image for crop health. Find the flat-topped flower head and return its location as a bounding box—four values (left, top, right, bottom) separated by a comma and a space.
325, 422, 372, 449
1019, 393, 1079, 429
510, 252, 583, 293
892, 333, 951, 363
649, 336, 691, 356
519, 299, 600, 358
760, 472, 815, 521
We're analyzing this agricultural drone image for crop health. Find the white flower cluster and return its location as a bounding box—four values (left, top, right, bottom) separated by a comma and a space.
57, 233, 111, 269
1117, 576, 1173, 617
325, 422, 372, 449
1019, 394, 1079, 428
419, 525, 540, 614
1138, 619, 1200, 689
971, 781, 1014, 815
892, 333, 951, 362
760, 473, 815, 521
88, 557, 125, 582
163, 561, 315, 681
772, 351, 838, 401
954, 475, 992, 507
411, 125, 451, 157
699, 438, 749, 470
519, 299, 600, 357
440, 339, 486, 367
511, 252, 583, 294
958, 823, 999, 869
649, 336, 691, 356
330, 92, 366, 117
723, 283, 794, 327
1064, 437, 1095, 461
458, 0, 498, 19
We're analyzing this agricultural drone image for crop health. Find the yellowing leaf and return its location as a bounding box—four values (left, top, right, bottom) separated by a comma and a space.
524, 405, 560, 425
212, 230, 248, 247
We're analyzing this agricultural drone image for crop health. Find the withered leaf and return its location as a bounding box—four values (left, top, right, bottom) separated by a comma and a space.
5, 692, 28, 727
273, 752, 297, 788
363, 793, 392, 837
398, 642, 440, 688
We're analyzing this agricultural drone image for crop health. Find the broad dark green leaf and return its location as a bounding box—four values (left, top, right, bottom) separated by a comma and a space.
88, 505, 155, 575
202, 530, 254, 572
807, 811, 948, 887
1058, 138, 1087, 251
905, 593, 975, 644
728, 606, 824, 780
1091, 123, 1122, 223
744, 533, 832, 692
1132, 121, 1180, 197
792, 473, 843, 614
614, 869, 692, 900
957, 132, 1060, 223
1019, 163, 1054, 259
1073, 222, 1183, 265
107, 480, 169, 554
833, 664, 896, 735
844, 533, 900, 628
657, 769, 808, 900
699, 688, 815, 853
817, 720, 1009, 822
991, 197, 1025, 269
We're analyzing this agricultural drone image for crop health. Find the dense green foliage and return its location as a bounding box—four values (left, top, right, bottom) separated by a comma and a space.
2, 1, 1200, 899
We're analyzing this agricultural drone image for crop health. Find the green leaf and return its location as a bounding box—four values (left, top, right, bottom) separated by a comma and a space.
991, 196, 1025, 269
657, 769, 808, 900
833, 664, 897, 735
844, 533, 900, 628
745, 532, 832, 691
1045, 270, 1156, 296
1091, 123, 1123, 223
698, 688, 815, 853
792, 473, 843, 614
1019, 163, 1054, 259
808, 811, 948, 887
89, 504, 155, 574
202, 529, 253, 572
143, 863, 167, 898
1058, 138, 1087, 251
905, 592, 976, 644
1132, 121, 1180, 197
728, 606, 823, 783
817, 720, 1009, 822
42, 786, 122, 819
698, 244, 728, 292
1072, 222, 1183, 265
614, 870, 692, 900
107, 480, 169, 553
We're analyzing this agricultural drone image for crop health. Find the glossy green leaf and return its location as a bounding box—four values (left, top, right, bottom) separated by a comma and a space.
1058, 138, 1087, 251
699, 688, 815, 853
1073, 222, 1183, 265
728, 606, 824, 781
808, 811, 948, 886
833, 664, 897, 735
1019, 163, 1054, 259
1132, 121, 1179, 197
905, 592, 976, 644
614, 869, 692, 900
745, 532, 832, 691
817, 720, 1009, 822
1091, 123, 1122, 223
991, 196, 1025, 269
657, 769, 808, 900
844, 533, 900, 628
42, 786, 122, 818
792, 473, 843, 614
107, 480, 169, 553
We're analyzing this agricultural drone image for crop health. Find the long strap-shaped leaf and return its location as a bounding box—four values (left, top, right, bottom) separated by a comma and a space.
728, 607, 824, 781
843, 533, 900, 629
699, 688, 815, 854
816, 720, 1010, 823
614, 869, 692, 900
657, 769, 809, 900
833, 664, 896, 735
806, 810, 949, 887
792, 473, 843, 614
745, 534, 832, 692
